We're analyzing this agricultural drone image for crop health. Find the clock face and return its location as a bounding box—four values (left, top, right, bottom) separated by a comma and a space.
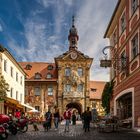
71, 52, 77, 60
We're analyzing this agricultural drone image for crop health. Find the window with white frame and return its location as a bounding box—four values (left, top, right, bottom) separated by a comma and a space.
10, 66, 13, 77
4, 60, 7, 72
131, 33, 138, 60
10, 88, 13, 98
20, 94, 22, 102
131, 0, 138, 14
34, 72, 41, 79
16, 72, 18, 82
20, 76, 22, 85
34, 87, 41, 96
65, 68, 71, 76
120, 12, 126, 33
77, 84, 83, 92
77, 68, 83, 77
46, 73, 52, 79
16, 91, 18, 100
65, 84, 71, 92
48, 86, 53, 95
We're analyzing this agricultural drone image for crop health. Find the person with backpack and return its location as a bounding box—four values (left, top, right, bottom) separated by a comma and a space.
63, 107, 71, 132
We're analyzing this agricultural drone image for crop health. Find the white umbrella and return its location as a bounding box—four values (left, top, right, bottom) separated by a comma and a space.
28, 109, 39, 113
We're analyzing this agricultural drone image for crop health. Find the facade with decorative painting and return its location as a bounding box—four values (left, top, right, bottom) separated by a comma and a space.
19, 17, 105, 116
19, 62, 58, 116
55, 17, 93, 114
90, 81, 106, 116
104, 0, 140, 128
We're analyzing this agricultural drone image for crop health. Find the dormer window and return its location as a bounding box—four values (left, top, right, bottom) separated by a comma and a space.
47, 65, 53, 70
91, 88, 97, 92
25, 64, 32, 70
34, 72, 42, 79
46, 73, 53, 79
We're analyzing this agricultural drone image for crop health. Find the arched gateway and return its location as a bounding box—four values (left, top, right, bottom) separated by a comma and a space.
66, 102, 82, 114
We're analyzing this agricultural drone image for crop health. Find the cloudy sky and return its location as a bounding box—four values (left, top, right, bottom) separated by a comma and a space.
0, 0, 118, 81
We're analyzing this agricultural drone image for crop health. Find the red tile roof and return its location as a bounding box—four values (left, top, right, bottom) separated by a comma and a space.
89, 81, 106, 100
19, 62, 57, 81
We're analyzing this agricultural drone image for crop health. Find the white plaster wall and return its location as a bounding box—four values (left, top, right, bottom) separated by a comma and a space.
1, 53, 25, 104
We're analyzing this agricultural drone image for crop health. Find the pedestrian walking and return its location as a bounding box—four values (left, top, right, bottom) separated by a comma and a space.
63, 107, 71, 132
83, 107, 91, 132
53, 108, 60, 130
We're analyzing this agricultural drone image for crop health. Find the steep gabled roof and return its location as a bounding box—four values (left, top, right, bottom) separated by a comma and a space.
89, 81, 106, 100
19, 62, 57, 81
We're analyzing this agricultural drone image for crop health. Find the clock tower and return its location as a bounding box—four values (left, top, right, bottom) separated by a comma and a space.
55, 17, 93, 114
68, 16, 79, 50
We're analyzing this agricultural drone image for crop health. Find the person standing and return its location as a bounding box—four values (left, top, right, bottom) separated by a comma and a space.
72, 111, 76, 125
83, 107, 91, 132
63, 107, 71, 132
53, 108, 60, 130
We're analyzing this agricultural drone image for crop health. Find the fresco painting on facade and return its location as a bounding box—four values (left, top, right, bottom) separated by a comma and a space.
18, 17, 106, 118
104, 0, 140, 128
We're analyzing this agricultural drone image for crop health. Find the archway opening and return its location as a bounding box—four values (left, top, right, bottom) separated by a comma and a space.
116, 92, 132, 128
66, 102, 82, 115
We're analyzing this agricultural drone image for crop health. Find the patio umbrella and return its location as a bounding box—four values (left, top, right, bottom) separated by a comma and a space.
28, 109, 39, 113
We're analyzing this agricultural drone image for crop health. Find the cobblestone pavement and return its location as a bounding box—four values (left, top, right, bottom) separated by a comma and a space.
7, 121, 140, 140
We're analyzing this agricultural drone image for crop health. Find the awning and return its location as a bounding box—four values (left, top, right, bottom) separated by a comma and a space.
21, 103, 35, 110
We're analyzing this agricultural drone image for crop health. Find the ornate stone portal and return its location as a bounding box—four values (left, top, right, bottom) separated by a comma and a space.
55, 17, 93, 114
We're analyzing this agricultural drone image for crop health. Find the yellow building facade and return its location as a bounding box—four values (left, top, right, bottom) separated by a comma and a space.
55, 18, 93, 114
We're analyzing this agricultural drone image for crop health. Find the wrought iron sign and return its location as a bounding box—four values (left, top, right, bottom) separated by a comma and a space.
100, 46, 127, 70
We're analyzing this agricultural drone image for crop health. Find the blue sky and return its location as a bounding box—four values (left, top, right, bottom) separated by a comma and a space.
0, 0, 118, 81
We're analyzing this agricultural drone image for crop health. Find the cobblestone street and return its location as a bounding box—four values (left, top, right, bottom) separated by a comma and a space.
7, 121, 140, 140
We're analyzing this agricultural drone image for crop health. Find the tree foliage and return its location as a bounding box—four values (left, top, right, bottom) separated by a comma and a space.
102, 80, 114, 114
0, 75, 9, 101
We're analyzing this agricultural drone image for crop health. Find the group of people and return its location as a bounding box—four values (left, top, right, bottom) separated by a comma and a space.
42, 107, 92, 132
43, 107, 77, 132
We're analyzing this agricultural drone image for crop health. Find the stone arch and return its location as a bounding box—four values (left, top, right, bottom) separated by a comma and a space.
114, 88, 134, 128
66, 102, 82, 114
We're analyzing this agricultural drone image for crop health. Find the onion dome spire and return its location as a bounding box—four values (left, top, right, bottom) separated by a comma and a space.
68, 16, 79, 50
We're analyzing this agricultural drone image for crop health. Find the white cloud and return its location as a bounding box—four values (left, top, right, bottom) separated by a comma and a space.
74, 0, 117, 81
8, 0, 117, 82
